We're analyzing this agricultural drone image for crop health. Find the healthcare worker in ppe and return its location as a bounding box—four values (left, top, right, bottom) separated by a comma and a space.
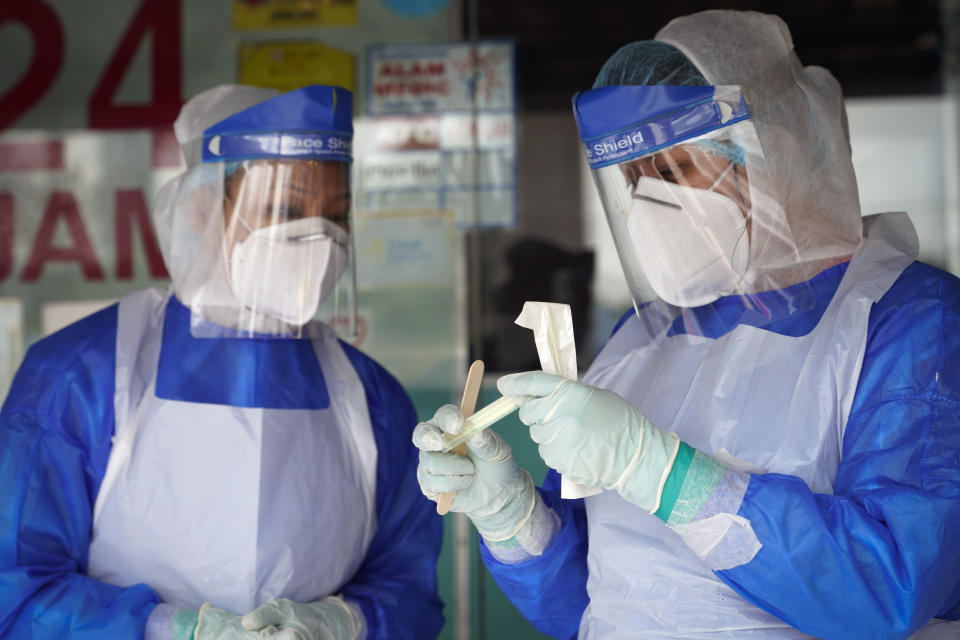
414, 11, 960, 640
0, 84, 443, 639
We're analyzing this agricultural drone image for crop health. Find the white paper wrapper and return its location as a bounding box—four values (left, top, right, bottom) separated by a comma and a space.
515, 301, 601, 499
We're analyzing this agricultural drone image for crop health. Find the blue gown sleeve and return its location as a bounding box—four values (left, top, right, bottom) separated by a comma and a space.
0, 305, 161, 639
716, 262, 960, 639
478, 470, 590, 640
339, 344, 445, 640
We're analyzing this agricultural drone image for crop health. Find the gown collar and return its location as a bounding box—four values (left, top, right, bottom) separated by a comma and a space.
156, 297, 331, 409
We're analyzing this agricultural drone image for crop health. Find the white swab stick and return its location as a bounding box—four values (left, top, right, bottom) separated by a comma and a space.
441, 395, 520, 451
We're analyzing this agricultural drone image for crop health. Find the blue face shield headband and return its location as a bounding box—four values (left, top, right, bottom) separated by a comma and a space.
572, 85, 750, 170
203, 85, 354, 164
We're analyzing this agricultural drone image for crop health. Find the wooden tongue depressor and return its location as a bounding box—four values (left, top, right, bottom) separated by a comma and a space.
436, 360, 484, 515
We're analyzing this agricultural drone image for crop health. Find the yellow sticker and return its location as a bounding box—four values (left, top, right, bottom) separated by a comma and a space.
238, 41, 355, 95
233, 0, 357, 30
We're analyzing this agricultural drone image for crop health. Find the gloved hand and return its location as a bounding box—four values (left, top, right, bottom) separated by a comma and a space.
414, 404, 536, 542
498, 371, 681, 512
241, 596, 363, 640
194, 602, 278, 639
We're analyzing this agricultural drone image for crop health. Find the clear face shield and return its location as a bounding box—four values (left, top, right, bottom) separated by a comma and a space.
216, 159, 355, 338
575, 85, 815, 339
156, 158, 357, 339
152, 84, 358, 339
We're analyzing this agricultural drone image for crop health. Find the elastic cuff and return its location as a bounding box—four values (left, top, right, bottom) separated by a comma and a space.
172, 609, 200, 640
613, 423, 681, 512
653, 441, 696, 521
333, 596, 366, 640
484, 490, 561, 564
650, 436, 682, 514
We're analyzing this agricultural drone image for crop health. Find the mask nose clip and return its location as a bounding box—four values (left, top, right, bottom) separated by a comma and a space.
632, 192, 682, 209
288, 228, 348, 250
288, 230, 329, 243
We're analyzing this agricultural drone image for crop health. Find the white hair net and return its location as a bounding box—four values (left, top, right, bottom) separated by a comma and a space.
593, 40, 707, 89
153, 85, 302, 335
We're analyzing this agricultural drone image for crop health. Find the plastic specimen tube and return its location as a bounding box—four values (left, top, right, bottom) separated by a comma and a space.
441, 395, 520, 451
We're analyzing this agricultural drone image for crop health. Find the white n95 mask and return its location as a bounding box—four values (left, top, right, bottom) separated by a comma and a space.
628, 176, 749, 308
229, 217, 348, 326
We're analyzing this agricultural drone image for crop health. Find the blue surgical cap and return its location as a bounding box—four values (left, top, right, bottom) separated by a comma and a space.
691, 138, 745, 166
225, 160, 243, 178
592, 41, 707, 89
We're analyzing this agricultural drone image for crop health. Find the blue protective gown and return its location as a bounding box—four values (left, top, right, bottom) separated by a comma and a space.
481, 260, 960, 639
0, 295, 444, 639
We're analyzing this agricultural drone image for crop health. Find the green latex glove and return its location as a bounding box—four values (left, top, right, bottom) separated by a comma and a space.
194, 603, 278, 639
169, 608, 199, 640
414, 404, 537, 542
498, 371, 681, 512
241, 596, 363, 640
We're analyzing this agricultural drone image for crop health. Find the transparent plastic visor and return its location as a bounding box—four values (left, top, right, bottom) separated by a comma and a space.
159, 158, 357, 340
588, 120, 816, 340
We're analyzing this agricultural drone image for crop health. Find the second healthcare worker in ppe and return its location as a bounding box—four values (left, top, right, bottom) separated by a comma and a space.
415, 10, 960, 639
0, 84, 443, 639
